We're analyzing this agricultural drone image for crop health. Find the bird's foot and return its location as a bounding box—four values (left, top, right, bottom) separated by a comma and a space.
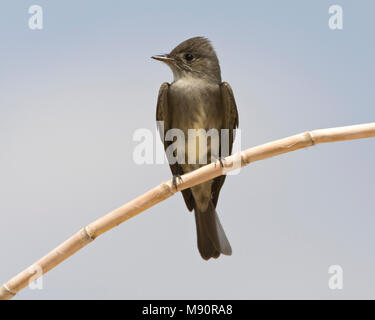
172, 174, 183, 190
214, 157, 226, 168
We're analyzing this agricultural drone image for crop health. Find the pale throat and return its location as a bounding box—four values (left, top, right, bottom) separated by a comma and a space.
171, 68, 198, 82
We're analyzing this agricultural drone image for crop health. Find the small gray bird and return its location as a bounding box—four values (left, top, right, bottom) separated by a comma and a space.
152, 37, 239, 260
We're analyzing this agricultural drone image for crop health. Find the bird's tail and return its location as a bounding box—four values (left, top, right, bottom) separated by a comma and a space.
194, 201, 232, 260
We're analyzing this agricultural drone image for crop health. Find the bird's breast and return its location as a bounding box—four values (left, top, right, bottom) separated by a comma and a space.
169, 77, 222, 130
168, 77, 222, 165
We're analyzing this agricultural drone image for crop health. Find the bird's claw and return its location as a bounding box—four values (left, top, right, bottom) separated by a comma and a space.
215, 157, 226, 168
172, 174, 183, 190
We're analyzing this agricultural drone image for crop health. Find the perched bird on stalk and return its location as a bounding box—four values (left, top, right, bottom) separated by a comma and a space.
152, 37, 239, 260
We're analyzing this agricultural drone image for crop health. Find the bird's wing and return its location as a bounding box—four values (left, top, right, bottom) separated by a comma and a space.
156, 82, 195, 211
211, 82, 239, 208
220, 82, 239, 148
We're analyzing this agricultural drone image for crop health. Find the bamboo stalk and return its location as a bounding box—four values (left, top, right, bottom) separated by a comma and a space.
1, 122, 374, 300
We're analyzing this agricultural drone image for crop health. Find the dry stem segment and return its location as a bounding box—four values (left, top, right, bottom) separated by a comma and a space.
1, 122, 374, 300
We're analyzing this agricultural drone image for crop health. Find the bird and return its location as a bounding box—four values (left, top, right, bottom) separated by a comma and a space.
152, 36, 239, 260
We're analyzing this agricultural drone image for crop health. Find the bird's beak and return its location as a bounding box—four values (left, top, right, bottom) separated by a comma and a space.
151, 54, 175, 63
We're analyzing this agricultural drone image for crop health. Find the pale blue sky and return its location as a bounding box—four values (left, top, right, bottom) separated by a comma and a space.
0, 1, 374, 299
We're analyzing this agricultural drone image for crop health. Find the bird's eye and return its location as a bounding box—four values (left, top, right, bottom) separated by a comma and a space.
184, 53, 194, 61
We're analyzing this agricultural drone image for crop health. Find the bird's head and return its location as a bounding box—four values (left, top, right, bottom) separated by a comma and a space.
152, 36, 221, 83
